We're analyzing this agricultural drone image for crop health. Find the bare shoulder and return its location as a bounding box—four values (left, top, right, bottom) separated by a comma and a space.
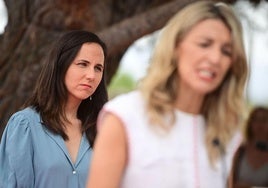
93, 111, 128, 159
88, 112, 128, 188
97, 112, 126, 142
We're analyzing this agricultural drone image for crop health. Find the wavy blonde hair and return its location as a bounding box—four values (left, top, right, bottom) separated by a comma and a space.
139, 1, 248, 163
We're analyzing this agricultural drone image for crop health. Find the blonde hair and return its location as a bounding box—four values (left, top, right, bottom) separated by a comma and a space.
139, 1, 248, 163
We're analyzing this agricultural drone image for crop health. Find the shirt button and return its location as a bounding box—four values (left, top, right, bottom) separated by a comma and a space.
73, 170, 76, 174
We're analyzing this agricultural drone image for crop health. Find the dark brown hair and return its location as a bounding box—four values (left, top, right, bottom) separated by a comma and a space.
246, 106, 268, 141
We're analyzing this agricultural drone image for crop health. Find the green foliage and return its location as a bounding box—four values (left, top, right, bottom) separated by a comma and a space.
108, 71, 137, 99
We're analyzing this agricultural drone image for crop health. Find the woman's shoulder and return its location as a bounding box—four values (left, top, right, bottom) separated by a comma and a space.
6, 107, 41, 130
106, 90, 144, 108
1, 107, 41, 146
11, 106, 39, 119
109, 90, 141, 102
101, 90, 145, 121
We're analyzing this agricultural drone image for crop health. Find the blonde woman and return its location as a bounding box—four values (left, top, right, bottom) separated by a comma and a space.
87, 1, 248, 188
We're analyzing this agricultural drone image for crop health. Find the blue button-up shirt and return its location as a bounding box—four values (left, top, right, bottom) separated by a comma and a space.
0, 107, 92, 188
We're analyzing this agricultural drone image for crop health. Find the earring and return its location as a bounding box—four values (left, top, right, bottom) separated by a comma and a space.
89, 96, 92, 100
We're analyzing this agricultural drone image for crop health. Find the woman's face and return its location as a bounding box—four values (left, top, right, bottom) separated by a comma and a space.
65, 42, 105, 103
251, 111, 268, 142
175, 18, 232, 96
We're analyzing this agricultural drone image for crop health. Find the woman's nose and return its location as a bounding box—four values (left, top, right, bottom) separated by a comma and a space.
85, 68, 95, 80
208, 48, 222, 65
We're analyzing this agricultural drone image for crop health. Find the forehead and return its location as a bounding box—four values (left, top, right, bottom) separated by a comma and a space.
256, 110, 268, 116
79, 42, 103, 53
77, 43, 105, 59
253, 111, 268, 120
183, 18, 231, 42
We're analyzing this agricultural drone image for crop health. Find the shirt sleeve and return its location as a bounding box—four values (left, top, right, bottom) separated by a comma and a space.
0, 112, 34, 188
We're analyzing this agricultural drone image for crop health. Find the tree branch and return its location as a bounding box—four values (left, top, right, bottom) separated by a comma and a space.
98, 0, 196, 55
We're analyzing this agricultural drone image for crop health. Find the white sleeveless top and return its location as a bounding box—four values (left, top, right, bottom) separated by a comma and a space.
100, 91, 241, 188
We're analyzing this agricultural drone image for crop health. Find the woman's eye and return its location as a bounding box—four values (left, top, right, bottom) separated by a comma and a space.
222, 48, 232, 57
78, 62, 87, 67
198, 42, 210, 48
95, 66, 103, 72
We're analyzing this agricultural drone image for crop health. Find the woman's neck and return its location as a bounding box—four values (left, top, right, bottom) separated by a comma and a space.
246, 143, 268, 169
175, 91, 204, 114
64, 99, 81, 128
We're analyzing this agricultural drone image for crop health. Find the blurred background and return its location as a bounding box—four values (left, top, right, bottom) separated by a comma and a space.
109, 1, 268, 106
0, 0, 268, 138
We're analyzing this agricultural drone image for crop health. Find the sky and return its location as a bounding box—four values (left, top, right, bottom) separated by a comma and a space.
0, 0, 6, 33
0, 0, 267, 106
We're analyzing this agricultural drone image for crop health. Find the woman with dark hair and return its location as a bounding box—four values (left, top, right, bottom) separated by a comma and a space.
0, 30, 108, 188
229, 107, 268, 188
